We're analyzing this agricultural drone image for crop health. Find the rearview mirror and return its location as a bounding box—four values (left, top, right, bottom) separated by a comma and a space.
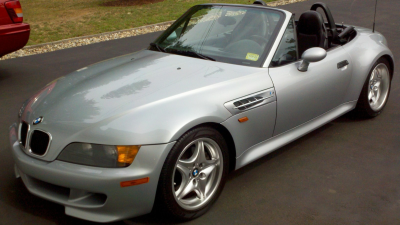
298, 47, 327, 72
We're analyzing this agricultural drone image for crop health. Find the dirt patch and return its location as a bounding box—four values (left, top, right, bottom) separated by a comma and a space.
101, 0, 165, 7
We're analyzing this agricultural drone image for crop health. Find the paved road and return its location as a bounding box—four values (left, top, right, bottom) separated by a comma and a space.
0, 0, 399, 224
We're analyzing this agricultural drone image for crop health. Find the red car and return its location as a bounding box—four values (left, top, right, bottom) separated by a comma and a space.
0, 0, 29, 57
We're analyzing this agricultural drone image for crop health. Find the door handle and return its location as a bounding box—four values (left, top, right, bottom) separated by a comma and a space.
337, 60, 349, 69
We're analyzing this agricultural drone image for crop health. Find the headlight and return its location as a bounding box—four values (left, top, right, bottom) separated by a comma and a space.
57, 143, 140, 168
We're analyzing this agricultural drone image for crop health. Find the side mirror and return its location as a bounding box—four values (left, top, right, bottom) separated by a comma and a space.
298, 47, 327, 72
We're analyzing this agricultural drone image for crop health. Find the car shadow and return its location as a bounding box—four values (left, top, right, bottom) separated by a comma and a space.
0, 67, 13, 82
123, 213, 183, 224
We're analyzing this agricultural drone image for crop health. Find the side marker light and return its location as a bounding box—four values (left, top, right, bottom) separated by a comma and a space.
238, 117, 249, 123
120, 177, 149, 187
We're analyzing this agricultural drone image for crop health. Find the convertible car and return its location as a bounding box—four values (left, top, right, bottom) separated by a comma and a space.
9, 1, 394, 222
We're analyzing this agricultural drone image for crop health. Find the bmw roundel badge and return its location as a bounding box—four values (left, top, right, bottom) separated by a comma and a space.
33, 116, 43, 125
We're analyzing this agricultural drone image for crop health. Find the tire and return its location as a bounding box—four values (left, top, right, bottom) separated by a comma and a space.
155, 126, 229, 220
353, 58, 392, 118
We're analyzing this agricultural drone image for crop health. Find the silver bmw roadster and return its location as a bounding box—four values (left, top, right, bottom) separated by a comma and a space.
9, 1, 394, 222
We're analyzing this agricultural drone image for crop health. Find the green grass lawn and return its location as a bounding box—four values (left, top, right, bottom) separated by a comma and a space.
21, 0, 275, 45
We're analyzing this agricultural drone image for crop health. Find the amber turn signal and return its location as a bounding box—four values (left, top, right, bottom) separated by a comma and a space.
238, 116, 249, 123
120, 177, 149, 187
116, 145, 140, 165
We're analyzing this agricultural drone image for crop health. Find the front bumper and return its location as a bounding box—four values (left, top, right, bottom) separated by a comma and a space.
9, 124, 174, 222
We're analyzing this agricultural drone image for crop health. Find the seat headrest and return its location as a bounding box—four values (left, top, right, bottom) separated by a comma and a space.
298, 11, 324, 35
218, 16, 237, 26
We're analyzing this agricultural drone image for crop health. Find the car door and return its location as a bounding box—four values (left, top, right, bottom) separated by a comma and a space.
268, 17, 353, 136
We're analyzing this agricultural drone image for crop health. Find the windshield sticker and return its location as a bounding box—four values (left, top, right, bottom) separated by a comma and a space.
246, 53, 259, 61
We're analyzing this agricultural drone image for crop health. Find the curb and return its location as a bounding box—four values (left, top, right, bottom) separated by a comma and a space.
23, 20, 176, 50
1, 0, 307, 60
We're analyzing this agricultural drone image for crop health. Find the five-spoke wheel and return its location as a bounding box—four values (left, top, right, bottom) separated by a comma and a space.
368, 63, 390, 111
355, 57, 392, 118
156, 126, 229, 220
173, 138, 223, 210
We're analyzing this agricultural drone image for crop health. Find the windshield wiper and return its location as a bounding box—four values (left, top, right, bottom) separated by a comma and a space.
176, 50, 216, 61
150, 42, 166, 52
191, 51, 216, 61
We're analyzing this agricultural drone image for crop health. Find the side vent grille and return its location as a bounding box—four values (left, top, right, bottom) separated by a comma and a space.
233, 96, 265, 110
224, 88, 276, 115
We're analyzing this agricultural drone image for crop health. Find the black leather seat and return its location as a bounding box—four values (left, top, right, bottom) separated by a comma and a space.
297, 11, 328, 56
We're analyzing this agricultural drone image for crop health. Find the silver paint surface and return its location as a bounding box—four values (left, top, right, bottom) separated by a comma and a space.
10, 123, 175, 222
222, 102, 277, 157
236, 101, 357, 169
18, 50, 271, 161
269, 46, 353, 135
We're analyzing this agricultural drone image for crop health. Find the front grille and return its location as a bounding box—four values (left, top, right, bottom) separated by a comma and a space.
30, 130, 50, 155
20, 122, 28, 147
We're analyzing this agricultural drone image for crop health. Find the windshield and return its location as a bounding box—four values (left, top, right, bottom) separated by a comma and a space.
151, 5, 285, 67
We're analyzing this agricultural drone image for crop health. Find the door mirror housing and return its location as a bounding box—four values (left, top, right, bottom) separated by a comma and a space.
298, 47, 327, 72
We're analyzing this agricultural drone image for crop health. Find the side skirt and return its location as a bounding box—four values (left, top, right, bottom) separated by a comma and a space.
235, 101, 357, 170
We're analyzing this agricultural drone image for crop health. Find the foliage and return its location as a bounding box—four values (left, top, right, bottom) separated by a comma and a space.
20, 0, 274, 45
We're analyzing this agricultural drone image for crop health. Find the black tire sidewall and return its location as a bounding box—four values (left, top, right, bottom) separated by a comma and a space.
156, 126, 229, 220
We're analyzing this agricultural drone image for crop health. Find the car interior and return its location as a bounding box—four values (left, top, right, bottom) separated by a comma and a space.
294, 2, 356, 54
152, 2, 357, 68
267, 1, 357, 67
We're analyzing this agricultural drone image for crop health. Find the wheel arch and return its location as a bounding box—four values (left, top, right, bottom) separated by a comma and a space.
204, 123, 236, 173
381, 54, 394, 79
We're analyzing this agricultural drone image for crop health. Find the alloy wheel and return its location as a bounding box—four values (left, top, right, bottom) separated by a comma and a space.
368, 63, 390, 111
172, 138, 223, 210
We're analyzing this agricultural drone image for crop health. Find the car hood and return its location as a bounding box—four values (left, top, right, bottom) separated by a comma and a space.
23, 50, 262, 125
19, 50, 275, 161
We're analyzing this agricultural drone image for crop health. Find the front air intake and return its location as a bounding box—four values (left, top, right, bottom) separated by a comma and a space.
30, 130, 50, 155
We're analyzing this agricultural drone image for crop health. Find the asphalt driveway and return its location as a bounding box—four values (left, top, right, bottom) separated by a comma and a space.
0, 0, 399, 224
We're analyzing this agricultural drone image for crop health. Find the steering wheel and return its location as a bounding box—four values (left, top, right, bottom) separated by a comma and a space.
250, 35, 269, 46
310, 2, 338, 41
